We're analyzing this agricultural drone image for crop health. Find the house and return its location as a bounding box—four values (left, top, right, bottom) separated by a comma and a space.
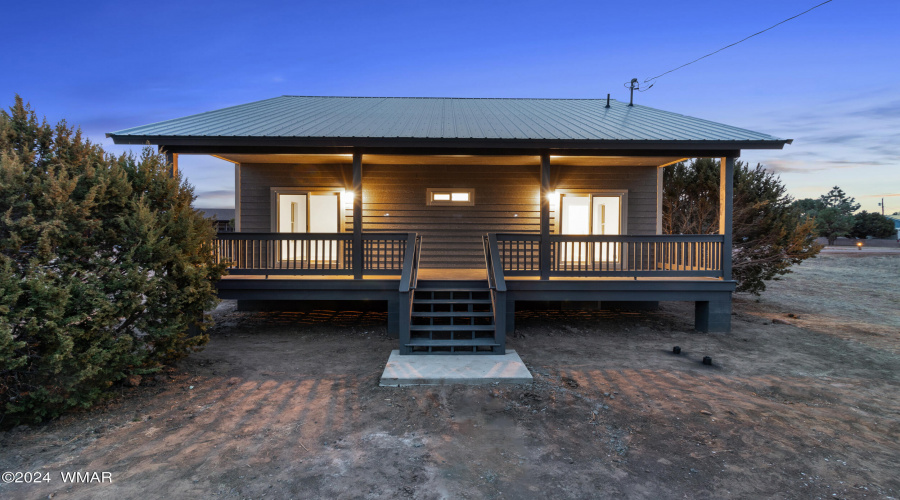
196, 207, 235, 233
108, 96, 791, 354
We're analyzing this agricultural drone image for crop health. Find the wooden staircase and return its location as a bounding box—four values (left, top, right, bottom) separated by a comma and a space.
404, 284, 504, 354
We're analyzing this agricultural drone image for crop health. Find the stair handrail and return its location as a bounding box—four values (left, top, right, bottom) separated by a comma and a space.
484, 233, 508, 354
483, 233, 507, 293
399, 233, 422, 293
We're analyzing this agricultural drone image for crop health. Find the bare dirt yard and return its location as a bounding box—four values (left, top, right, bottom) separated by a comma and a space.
2, 249, 898, 499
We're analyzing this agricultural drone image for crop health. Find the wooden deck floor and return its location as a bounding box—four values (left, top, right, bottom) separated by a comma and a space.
220, 268, 720, 281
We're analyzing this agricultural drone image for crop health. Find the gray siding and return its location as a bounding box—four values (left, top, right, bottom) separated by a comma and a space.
239, 163, 352, 233
238, 162, 659, 268
363, 164, 539, 268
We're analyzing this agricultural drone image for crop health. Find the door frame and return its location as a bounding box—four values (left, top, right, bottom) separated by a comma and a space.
270, 187, 346, 266
269, 187, 345, 233
553, 189, 628, 236
554, 189, 628, 268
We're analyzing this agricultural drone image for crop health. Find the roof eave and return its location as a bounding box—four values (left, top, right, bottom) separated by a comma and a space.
108, 134, 792, 152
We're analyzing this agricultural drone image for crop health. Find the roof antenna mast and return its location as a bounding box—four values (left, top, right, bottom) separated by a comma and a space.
625, 78, 653, 106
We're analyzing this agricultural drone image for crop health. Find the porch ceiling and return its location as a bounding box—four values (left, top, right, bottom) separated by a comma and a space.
212, 153, 686, 167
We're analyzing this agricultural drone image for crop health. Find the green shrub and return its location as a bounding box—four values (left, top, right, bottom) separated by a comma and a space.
0, 96, 226, 427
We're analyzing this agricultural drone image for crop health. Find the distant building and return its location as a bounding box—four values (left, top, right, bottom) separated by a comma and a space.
196, 208, 235, 232
886, 215, 900, 240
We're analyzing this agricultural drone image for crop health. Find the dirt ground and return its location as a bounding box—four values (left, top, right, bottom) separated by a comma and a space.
1, 250, 898, 499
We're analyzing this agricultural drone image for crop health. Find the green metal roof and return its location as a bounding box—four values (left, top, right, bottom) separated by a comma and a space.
108, 96, 790, 149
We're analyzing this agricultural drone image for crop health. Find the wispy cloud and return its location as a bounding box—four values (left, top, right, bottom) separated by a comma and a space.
849, 100, 900, 120
194, 189, 235, 208
762, 159, 877, 174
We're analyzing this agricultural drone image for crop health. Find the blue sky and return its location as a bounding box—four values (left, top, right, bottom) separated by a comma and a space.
3, 0, 898, 212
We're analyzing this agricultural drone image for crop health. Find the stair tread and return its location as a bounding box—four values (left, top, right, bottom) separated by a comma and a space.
409, 325, 495, 331
412, 311, 494, 317
416, 288, 490, 292
414, 299, 492, 304
406, 338, 499, 347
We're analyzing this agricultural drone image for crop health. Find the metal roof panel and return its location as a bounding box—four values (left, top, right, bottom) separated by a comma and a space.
109, 96, 789, 146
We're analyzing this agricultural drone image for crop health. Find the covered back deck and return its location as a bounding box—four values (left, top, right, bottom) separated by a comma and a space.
215, 224, 736, 354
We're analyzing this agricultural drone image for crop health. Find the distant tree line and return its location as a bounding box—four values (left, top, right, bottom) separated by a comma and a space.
793, 186, 896, 244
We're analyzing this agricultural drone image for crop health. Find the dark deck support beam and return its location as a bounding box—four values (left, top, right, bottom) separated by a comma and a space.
352, 152, 363, 279
539, 153, 551, 280
720, 156, 734, 281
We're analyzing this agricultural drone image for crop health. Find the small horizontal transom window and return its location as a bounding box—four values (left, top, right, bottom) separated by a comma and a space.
427, 188, 475, 206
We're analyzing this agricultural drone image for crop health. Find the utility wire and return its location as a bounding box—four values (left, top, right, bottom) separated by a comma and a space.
644, 0, 834, 83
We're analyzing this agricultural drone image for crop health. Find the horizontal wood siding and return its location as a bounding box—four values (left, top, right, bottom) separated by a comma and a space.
554, 165, 658, 235
363, 165, 539, 268
239, 163, 352, 233
238, 162, 660, 269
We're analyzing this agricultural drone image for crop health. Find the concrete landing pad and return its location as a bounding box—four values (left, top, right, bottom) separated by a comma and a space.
379, 350, 533, 386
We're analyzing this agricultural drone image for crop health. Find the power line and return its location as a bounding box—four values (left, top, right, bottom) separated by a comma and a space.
644, 0, 834, 84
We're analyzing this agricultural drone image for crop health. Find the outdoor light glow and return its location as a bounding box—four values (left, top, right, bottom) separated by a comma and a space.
548, 191, 559, 209
342, 190, 355, 207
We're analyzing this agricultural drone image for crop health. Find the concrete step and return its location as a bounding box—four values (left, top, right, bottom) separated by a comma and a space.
380, 349, 533, 386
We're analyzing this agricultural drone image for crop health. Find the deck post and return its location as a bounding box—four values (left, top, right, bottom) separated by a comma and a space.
493, 290, 506, 355
398, 292, 411, 354
720, 157, 734, 281
540, 153, 551, 280
505, 296, 516, 335
387, 296, 399, 338
695, 298, 732, 333
352, 152, 363, 279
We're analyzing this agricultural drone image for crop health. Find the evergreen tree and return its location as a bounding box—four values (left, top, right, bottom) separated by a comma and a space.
850, 211, 895, 239
0, 96, 226, 426
663, 159, 821, 295
794, 186, 861, 244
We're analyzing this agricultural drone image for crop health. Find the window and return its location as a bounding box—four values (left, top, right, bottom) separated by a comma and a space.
426, 188, 475, 206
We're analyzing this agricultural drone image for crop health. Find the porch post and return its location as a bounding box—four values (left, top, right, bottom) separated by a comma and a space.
540, 152, 551, 280
165, 151, 178, 178
352, 152, 363, 279
234, 163, 241, 231
720, 156, 734, 281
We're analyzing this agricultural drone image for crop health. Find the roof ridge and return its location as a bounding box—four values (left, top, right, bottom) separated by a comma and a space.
280, 95, 621, 101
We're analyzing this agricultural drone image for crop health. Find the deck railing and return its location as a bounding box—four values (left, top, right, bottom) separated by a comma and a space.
214, 232, 413, 276
495, 233, 725, 278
